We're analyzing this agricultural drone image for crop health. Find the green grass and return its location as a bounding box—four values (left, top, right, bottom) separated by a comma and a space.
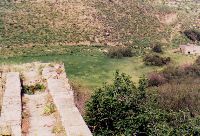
0, 46, 156, 89
0, 46, 195, 90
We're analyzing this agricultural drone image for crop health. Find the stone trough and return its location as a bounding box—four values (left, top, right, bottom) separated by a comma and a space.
0, 63, 92, 136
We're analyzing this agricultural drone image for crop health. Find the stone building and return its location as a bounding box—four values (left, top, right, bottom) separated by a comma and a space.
179, 44, 200, 55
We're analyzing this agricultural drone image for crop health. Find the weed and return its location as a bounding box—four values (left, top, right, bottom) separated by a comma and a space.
22, 84, 45, 95
52, 123, 65, 134
43, 103, 56, 116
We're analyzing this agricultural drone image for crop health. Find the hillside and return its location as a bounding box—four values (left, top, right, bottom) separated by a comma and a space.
0, 0, 198, 47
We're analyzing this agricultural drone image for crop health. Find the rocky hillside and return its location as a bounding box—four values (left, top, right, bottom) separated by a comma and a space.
0, 0, 199, 47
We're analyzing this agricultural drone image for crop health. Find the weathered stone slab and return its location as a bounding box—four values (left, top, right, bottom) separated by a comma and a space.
47, 78, 92, 136
0, 72, 21, 136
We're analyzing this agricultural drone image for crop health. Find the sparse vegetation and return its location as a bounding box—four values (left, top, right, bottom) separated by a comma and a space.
52, 112, 66, 135
52, 123, 65, 135
43, 103, 56, 116
71, 81, 91, 115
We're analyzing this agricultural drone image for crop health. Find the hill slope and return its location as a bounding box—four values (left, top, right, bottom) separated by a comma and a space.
0, 0, 199, 47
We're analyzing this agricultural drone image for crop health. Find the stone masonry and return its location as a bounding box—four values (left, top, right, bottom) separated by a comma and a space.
0, 72, 21, 136
43, 65, 92, 136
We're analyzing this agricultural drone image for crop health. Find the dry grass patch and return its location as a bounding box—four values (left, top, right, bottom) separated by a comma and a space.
71, 81, 91, 115
52, 112, 66, 135
21, 96, 30, 135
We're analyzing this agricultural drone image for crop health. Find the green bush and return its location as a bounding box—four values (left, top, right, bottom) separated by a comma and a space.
85, 71, 141, 135
143, 54, 170, 66
85, 71, 200, 135
107, 47, 133, 59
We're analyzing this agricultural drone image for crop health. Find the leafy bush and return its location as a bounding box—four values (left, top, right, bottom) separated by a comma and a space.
85, 71, 200, 135
143, 54, 171, 66
85, 71, 141, 135
152, 44, 163, 53
107, 47, 133, 59
183, 29, 200, 42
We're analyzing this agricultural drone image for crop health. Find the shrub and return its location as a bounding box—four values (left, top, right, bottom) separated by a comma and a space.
85, 71, 141, 135
148, 72, 166, 86
152, 44, 163, 53
183, 29, 200, 42
143, 54, 170, 66
195, 56, 200, 65
85, 71, 200, 135
107, 47, 133, 59
154, 81, 200, 116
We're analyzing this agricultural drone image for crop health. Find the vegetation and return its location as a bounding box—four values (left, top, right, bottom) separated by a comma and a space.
143, 54, 171, 66
52, 124, 65, 135
43, 103, 56, 116
184, 29, 200, 42
0, 0, 196, 47
107, 47, 133, 59
22, 83, 45, 95
0, 0, 199, 135
147, 56, 200, 115
152, 44, 163, 53
85, 71, 200, 135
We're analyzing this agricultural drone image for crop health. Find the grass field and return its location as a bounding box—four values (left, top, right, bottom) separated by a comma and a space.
0, 45, 196, 90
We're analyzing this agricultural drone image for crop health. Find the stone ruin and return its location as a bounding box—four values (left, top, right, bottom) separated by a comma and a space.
0, 62, 92, 136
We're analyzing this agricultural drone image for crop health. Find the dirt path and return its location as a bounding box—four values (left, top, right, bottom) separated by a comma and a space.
24, 92, 55, 136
